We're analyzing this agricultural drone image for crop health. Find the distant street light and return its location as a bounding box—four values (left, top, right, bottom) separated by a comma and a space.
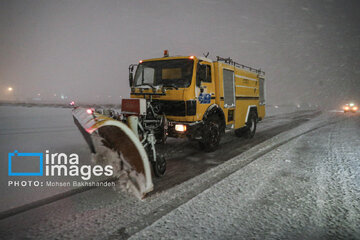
7, 87, 15, 101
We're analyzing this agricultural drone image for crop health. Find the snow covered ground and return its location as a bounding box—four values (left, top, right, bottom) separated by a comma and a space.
0, 108, 358, 239
130, 113, 360, 240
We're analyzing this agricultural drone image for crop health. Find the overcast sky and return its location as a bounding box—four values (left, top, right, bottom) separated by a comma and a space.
0, 0, 359, 107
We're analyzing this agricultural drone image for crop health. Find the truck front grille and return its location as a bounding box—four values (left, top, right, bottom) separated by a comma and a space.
151, 100, 196, 116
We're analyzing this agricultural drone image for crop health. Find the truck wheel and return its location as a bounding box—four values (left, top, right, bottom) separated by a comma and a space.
199, 116, 221, 152
152, 155, 166, 177
244, 111, 257, 139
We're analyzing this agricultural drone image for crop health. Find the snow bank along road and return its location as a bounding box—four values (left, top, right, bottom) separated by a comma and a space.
3, 107, 357, 239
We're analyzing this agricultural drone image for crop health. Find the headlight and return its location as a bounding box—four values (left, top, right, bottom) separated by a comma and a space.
175, 124, 187, 132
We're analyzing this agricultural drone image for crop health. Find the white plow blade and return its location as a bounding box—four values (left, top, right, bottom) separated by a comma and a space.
72, 107, 153, 198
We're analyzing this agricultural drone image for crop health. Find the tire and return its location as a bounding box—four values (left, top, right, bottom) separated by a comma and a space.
199, 116, 221, 152
152, 155, 166, 177
243, 111, 257, 139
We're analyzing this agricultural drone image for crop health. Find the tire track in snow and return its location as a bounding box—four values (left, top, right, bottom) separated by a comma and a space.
312, 116, 360, 239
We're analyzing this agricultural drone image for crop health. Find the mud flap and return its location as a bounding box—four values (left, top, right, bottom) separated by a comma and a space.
72, 107, 153, 199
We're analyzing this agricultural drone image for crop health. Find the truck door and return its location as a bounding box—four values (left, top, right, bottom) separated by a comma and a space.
196, 61, 215, 117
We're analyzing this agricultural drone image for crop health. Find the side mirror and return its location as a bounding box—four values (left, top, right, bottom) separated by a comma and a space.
128, 64, 136, 87
129, 72, 134, 87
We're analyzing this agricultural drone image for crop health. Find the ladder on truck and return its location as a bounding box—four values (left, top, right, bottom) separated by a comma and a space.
216, 56, 265, 76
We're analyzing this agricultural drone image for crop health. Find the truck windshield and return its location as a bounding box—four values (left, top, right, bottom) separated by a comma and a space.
134, 59, 194, 88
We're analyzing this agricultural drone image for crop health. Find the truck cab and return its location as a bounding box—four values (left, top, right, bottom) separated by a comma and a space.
129, 51, 265, 152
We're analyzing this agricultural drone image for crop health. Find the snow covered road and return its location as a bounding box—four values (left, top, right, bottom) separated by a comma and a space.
131, 113, 360, 240
2, 106, 358, 240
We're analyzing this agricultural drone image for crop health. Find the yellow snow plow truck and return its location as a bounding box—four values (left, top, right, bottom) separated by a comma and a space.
72, 51, 265, 198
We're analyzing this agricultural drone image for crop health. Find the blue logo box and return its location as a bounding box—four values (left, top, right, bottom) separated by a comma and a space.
8, 150, 43, 176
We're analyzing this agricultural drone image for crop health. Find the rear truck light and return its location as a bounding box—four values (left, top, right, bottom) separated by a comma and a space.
353, 107, 358, 111
344, 106, 350, 110
175, 124, 187, 132
86, 108, 93, 114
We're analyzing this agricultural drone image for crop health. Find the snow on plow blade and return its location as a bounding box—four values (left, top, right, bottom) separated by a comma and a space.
72, 107, 153, 199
